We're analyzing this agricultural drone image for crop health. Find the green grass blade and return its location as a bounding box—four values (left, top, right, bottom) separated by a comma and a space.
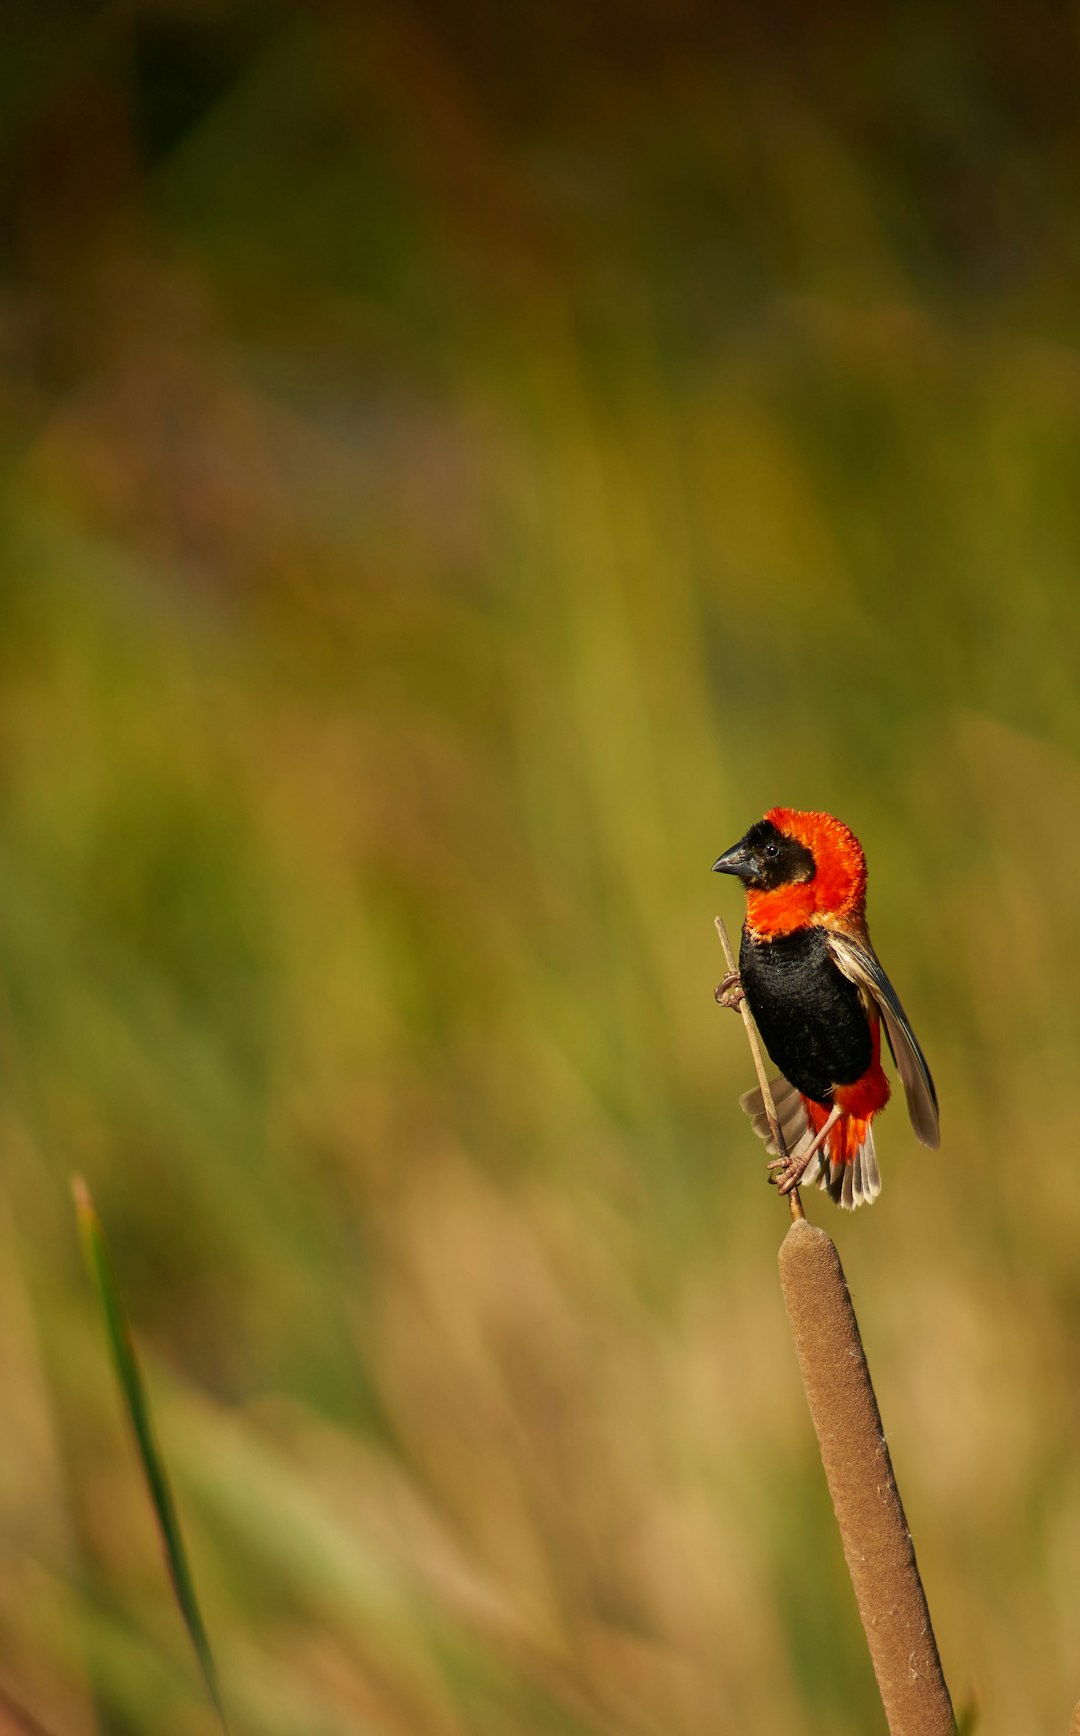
73, 1175, 228, 1732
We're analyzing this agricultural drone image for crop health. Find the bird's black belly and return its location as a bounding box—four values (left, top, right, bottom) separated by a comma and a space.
740, 925, 872, 1106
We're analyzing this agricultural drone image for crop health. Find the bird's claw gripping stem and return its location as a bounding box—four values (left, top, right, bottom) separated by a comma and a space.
765, 1104, 842, 1195
767, 1153, 810, 1196
714, 969, 745, 1011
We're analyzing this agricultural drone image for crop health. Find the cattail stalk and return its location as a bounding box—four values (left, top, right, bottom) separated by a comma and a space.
779, 1219, 955, 1736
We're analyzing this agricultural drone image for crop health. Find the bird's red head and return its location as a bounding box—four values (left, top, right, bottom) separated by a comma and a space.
713, 808, 868, 940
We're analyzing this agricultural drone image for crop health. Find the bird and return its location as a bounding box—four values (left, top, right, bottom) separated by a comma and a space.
712, 808, 939, 1208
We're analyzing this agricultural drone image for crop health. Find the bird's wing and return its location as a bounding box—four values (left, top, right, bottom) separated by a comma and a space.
739, 1074, 810, 1156
824, 929, 940, 1149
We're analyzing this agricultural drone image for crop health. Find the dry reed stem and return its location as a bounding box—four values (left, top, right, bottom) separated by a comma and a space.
713, 916, 804, 1221
779, 1220, 955, 1736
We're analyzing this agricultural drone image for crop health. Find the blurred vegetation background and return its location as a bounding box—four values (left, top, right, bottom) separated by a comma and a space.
2, 2, 1080, 1731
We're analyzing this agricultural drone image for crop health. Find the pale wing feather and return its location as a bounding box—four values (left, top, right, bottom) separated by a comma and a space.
824, 930, 940, 1150
739, 1076, 809, 1156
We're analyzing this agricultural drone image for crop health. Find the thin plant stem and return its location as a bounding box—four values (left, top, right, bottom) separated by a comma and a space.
73, 1177, 229, 1733
714, 915, 804, 1221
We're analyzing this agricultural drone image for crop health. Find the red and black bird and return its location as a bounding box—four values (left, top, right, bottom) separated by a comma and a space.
713, 808, 939, 1208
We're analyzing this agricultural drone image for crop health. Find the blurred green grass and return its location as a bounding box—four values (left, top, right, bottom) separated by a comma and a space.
3, 4, 1080, 1731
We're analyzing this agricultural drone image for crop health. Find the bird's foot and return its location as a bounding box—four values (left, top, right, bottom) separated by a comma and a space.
714, 970, 745, 1011
766, 1151, 811, 1195
765, 1104, 842, 1194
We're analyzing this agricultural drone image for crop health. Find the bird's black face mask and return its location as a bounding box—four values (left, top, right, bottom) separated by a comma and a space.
712, 819, 816, 892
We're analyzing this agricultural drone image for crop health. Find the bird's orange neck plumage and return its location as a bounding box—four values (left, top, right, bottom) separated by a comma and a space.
745, 807, 868, 941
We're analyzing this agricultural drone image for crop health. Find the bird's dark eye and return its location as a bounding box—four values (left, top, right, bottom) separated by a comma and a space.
764, 841, 779, 860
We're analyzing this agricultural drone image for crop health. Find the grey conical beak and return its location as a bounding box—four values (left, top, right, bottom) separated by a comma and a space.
712, 839, 756, 881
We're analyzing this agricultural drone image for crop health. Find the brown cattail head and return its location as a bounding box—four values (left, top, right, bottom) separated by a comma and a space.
779, 1219, 955, 1736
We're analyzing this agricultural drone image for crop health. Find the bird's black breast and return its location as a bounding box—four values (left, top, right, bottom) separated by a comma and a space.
740, 924, 872, 1106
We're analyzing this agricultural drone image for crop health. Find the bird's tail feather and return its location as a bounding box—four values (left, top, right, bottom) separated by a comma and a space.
803, 1121, 881, 1209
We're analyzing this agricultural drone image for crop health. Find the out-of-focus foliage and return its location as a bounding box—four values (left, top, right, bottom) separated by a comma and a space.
2, 4, 1080, 1731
